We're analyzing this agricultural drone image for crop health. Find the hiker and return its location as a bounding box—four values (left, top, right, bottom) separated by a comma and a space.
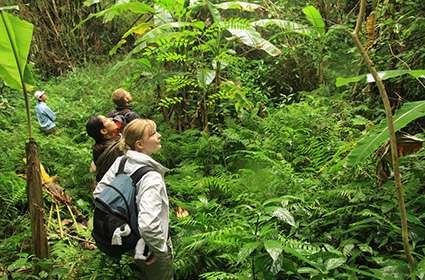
86, 115, 123, 182
107, 88, 140, 130
94, 119, 173, 279
34, 90, 57, 134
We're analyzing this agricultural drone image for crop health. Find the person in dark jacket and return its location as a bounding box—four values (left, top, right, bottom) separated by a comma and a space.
86, 115, 123, 182
106, 88, 140, 130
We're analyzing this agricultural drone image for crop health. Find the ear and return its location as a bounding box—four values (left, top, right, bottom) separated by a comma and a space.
100, 128, 108, 136
135, 139, 144, 152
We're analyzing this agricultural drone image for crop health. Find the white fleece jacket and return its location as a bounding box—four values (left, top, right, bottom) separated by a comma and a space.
94, 150, 170, 259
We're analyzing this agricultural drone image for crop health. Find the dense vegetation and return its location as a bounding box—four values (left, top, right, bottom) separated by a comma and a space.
1, 0, 425, 279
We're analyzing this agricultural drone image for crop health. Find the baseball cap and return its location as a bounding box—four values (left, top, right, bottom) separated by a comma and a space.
34, 90, 45, 99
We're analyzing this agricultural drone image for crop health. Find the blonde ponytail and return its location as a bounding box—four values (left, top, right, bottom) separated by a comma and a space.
118, 137, 130, 152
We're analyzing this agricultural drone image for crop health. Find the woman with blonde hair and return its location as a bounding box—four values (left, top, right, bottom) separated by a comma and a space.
94, 119, 173, 279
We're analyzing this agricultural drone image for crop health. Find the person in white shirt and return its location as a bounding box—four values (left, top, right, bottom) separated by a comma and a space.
34, 90, 57, 134
94, 119, 173, 279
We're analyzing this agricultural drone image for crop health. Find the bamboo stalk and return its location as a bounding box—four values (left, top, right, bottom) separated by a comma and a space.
47, 204, 54, 230
55, 203, 64, 238
351, 0, 414, 271
66, 204, 80, 234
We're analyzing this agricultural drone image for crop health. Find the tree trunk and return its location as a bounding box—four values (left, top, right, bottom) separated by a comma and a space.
26, 139, 49, 258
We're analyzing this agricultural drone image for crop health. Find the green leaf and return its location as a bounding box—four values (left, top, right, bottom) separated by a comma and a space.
7, 257, 30, 271
208, 2, 221, 22
0, 11, 33, 90
335, 69, 425, 87
347, 101, 425, 166
325, 257, 346, 271
359, 244, 374, 254
75, 2, 155, 30
252, 19, 310, 34
297, 267, 320, 276
131, 21, 204, 53
272, 207, 296, 227
335, 74, 365, 87
226, 27, 281, 56
303, 5, 325, 36
264, 240, 283, 262
216, 2, 263, 12
237, 241, 260, 262
197, 68, 216, 88
281, 242, 325, 272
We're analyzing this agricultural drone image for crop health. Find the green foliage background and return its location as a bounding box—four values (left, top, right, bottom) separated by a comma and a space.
1, 0, 425, 279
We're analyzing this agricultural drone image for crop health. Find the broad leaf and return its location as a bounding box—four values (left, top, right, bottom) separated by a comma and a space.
335, 74, 365, 87
154, 5, 174, 25
226, 27, 281, 56
237, 241, 260, 262
347, 101, 425, 166
272, 207, 296, 227
252, 19, 310, 34
197, 68, 216, 88
216, 2, 263, 12
325, 257, 346, 271
264, 240, 283, 262
336, 69, 425, 87
0, 11, 33, 90
303, 5, 325, 37
208, 2, 221, 22
131, 21, 204, 53
75, 2, 154, 29
281, 242, 324, 271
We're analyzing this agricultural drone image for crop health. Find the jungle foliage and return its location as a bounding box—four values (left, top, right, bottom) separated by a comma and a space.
1, 0, 425, 279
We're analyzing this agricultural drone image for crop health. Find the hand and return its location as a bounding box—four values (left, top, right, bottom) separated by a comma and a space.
145, 255, 157, 266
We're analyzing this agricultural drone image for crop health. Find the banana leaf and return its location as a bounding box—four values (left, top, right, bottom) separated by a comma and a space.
0, 11, 33, 90
226, 27, 282, 56
336, 69, 425, 87
347, 101, 425, 166
303, 5, 325, 37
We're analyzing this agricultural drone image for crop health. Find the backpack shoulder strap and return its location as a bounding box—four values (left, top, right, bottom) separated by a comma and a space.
130, 166, 155, 186
117, 156, 128, 175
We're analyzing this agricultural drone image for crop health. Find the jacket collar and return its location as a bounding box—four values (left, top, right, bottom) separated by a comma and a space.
125, 150, 169, 176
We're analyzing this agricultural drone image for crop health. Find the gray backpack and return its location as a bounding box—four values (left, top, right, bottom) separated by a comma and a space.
92, 156, 153, 258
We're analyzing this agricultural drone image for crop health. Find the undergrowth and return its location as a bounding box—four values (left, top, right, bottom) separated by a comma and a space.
1, 61, 425, 280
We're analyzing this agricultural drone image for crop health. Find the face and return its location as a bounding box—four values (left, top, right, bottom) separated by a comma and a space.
124, 92, 133, 103
99, 116, 118, 138
135, 125, 161, 156
40, 94, 48, 102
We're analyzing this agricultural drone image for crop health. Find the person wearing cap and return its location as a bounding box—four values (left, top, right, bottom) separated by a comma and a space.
34, 90, 57, 134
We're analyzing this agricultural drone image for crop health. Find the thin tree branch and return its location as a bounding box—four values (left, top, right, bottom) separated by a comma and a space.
350, 0, 414, 271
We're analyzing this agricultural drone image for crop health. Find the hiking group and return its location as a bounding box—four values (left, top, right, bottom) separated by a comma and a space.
85, 89, 173, 279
